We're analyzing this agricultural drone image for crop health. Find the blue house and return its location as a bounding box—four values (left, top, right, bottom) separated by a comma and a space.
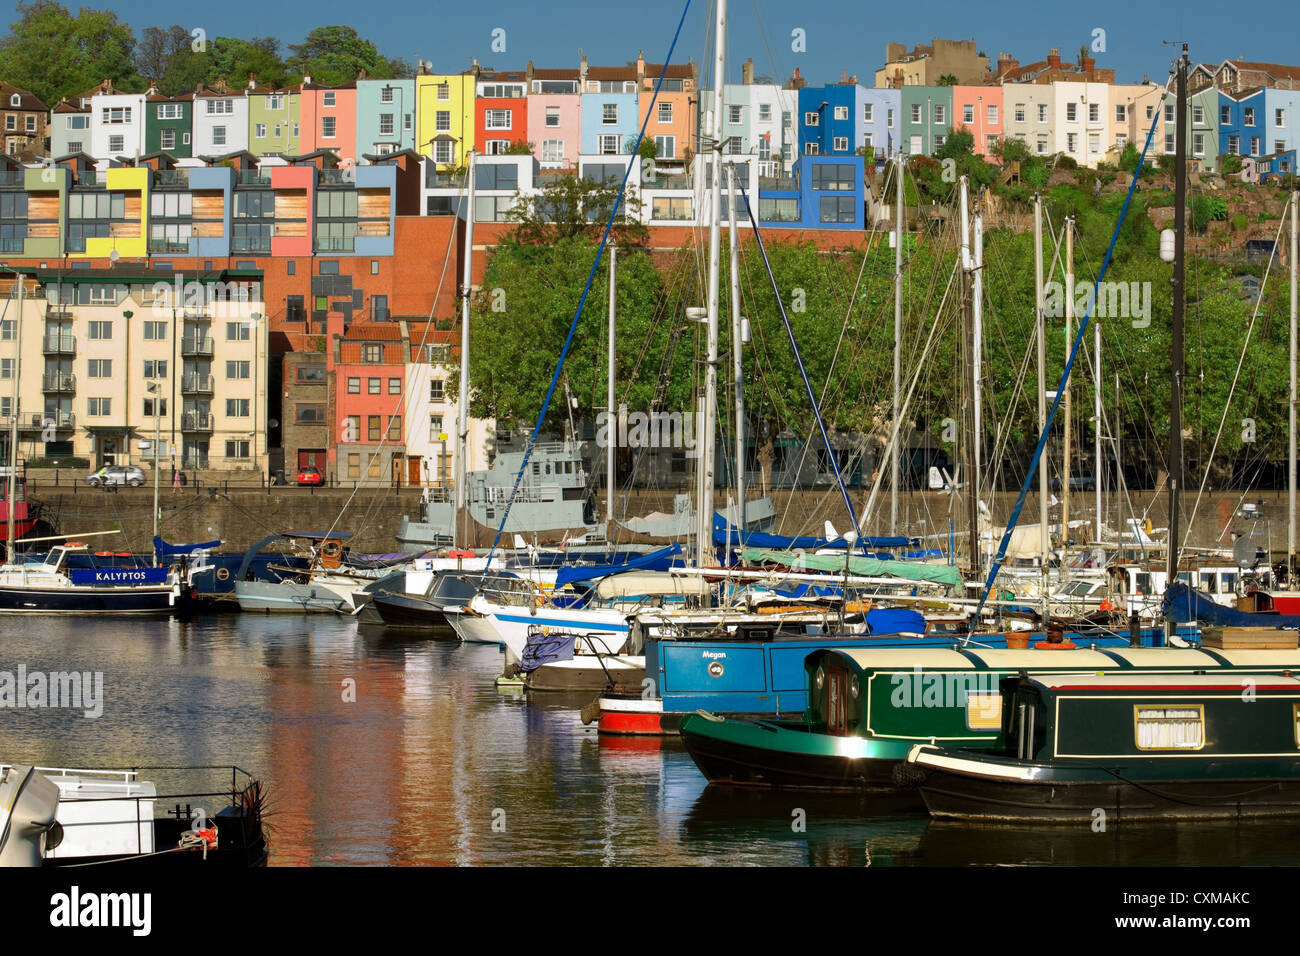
797, 85, 857, 157
756, 155, 863, 230
1219, 88, 1267, 161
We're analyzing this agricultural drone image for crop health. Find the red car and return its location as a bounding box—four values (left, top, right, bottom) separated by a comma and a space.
296, 466, 324, 487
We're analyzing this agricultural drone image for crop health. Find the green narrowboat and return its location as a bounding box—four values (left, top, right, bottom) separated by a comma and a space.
678, 644, 1300, 791
905, 671, 1300, 822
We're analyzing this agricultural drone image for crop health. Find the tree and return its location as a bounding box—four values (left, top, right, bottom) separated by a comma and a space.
937, 74, 958, 86
135, 24, 191, 83
505, 174, 647, 247
0, 1, 140, 104
287, 25, 401, 85
159, 35, 289, 94
1118, 142, 1141, 174
1220, 153, 1243, 175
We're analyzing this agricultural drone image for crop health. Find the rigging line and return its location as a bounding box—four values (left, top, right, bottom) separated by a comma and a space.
485, 0, 694, 565
736, 178, 861, 538
1180, 206, 1290, 555
966, 75, 1171, 634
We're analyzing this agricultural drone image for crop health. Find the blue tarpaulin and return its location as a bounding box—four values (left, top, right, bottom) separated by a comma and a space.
713, 514, 912, 550
1164, 583, 1300, 629
552, 543, 683, 589
864, 607, 927, 634
518, 631, 578, 673
153, 536, 221, 557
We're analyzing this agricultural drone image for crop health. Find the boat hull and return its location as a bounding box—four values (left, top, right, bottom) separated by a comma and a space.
524, 656, 644, 693
233, 580, 352, 614
0, 585, 176, 614
679, 714, 906, 790
911, 751, 1300, 822
368, 593, 455, 631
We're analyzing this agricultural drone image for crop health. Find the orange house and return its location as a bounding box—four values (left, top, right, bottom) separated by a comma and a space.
298, 80, 358, 163
636, 52, 698, 169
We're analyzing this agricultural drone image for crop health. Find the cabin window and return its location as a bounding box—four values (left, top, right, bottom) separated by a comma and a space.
966, 691, 1001, 731
1134, 572, 1151, 596
1015, 702, 1036, 759
1135, 705, 1204, 751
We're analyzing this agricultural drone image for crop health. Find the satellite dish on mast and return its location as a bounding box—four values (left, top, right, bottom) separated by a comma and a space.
1233, 535, 1262, 570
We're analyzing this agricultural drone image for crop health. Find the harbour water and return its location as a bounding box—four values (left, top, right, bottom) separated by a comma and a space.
4, 614, 1298, 867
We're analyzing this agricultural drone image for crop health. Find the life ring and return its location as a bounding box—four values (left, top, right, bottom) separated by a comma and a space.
216, 567, 230, 581
320, 539, 343, 569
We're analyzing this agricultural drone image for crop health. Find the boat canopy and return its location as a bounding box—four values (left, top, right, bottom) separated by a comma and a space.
1165, 582, 1300, 628
153, 536, 221, 557
552, 543, 683, 589
742, 547, 964, 589
715, 515, 912, 550
592, 570, 712, 599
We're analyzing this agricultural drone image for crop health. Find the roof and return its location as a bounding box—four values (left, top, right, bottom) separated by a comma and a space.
0, 82, 47, 112
532, 68, 580, 80
342, 322, 402, 341
587, 65, 637, 81
1031, 672, 1300, 691
642, 63, 694, 80
480, 70, 527, 83
1221, 60, 1300, 83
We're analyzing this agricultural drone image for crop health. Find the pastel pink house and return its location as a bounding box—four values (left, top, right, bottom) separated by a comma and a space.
298, 80, 358, 162
952, 85, 1004, 156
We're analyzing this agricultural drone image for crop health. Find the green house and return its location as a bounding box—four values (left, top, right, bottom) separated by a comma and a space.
145, 89, 193, 158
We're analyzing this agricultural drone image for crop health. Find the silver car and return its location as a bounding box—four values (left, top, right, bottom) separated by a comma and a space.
86, 465, 146, 488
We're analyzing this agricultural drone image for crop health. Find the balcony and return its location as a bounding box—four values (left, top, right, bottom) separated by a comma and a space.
319, 169, 352, 184
239, 171, 271, 185
645, 174, 692, 190
181, 412, 213, 432
0, 171, 22, 186
316, 236, 355, 252
44, 307, 73, 321
41, 333, 75, 355
425, 171, 466, 189
42, 372, 76, 393
181, 309, 211, 322
181, 374, 213, 394
760, 176, 796, 191
0, 239, 22, 254
154, 169, 189, 187
181, 336, 214, 357
21, 412, 75, 430
148, 239, 191, 253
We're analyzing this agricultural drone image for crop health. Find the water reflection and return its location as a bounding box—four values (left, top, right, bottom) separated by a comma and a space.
1, 614, 1293, 866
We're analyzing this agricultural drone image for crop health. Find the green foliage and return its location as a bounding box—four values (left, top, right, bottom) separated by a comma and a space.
161, 36, 289, 94
505, 141, 534, 155
1220, 154, 1243, 175
0, 1, 140, 104
505, 174, 647, 248
1190, 195, 1229, 232
1230, 213, 1248, 231
1119, 143, 1141, 174
286, 25, 402, 85
937, 74, 958, 86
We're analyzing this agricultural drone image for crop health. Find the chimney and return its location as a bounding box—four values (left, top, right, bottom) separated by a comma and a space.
787, 67, 805, 91
637, 50, 646, 83
527, 59, 534, 84
303, 74, 312, 86
849, 74, 858, 86
742, 58, 754, 85
886, 42, 905, 63
1047, 48, 1061, 69
580, 54, 589, 83
1081, 56, 1095, 74
248, 72, 257, 89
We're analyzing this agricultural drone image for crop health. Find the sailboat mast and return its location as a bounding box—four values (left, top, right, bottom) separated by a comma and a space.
727, 165, 745, 547
696, 0, 727, 568
1168, 45, 1189, 590
1035, 194, 1049, 598
6, 271, 22, 561
607, 244, 616, 543
454, 150, 476, 551
1289, 187, 1297, 582
1094, 266, 1103, 544
890, 154, 904, 537
1063, 217, 1074, 553
958, 176, 978, 573
973, 198, 984, 522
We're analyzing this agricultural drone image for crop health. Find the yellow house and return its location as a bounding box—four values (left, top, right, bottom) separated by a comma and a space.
74, 166, 149, 260
416, 69, 477, 169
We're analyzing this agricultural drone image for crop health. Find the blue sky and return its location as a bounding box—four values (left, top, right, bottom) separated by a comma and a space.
15, 0, 1296, 87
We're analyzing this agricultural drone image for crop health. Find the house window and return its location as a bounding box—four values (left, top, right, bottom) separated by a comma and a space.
226, 321, 250, 341
759, 104, 772, 122
108, 135, 124, 153
963, 104, 974, 125
1221, 105, 1232, 125
1037, 135, 1048, 154
368, 377, 381, 394
430, 379, 445, 402
1165, 103, 1175, 123
87, 359, 111, 378
542, 139, 564, 163
1088, 103, 1099, 123
295, 403, 325, 423
909, 105, 920, 124
485, 109, 512, 130
211, 126, 226, 146
833, 105, 847, 121
1276, 139, 1287, 154
143, 321, 166, 340
206, 100, 232, 115
1116, 104, 1128, 123
255, 123, 266, 138
143, 398, 166, 417
387, 416, 400, 441
1251, 137, 1260, 156
654, 134, 676, 159
363, 344, 382, 363
102, 107, 132, 124
545, 106, 561, 128
886, 108, 893, 127
1067, 132, 1078, 152
818, 195, 856, 223
67, 115, 88, 130
368, 415, 381, 441
388, 378, 401, 394
267, 95, 283, 110
862, 103, 873, 123
434, 140, 453, 164
380, 87, 394, 104
226, 398, 250, 417
1228, 134, 1240, 154
933, 105, 945, 125
987, 104, 998, 124
1193, 133, 1206, 156
806, 111, 820, 127
1135, 706, 1204, 750
323, 92, 336, 107
804, 142, 819, 155
1066, 103, 1077, 122
225, 440, 250, 459
1277, 109, 1287, 128
322, 117, 336, 138
437, 83, 450, 101
602, 103, 617, 125
88, 398, 111, 416
658, 102, 673, 124
1244, 107, 1255, 126
833, 136, 849, 152
1037, 104, 1048, 123
348, 377, 360, 394
143, 360, 167, 379
1165, 132, 1174, 154
88, 321, 112, 340
436, 111, 451, 132
379, 114, 394, 136
598, 134, 620, 155
429, 415, 444, 441
160, 128, 175, 150
226, 360, 250, 379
